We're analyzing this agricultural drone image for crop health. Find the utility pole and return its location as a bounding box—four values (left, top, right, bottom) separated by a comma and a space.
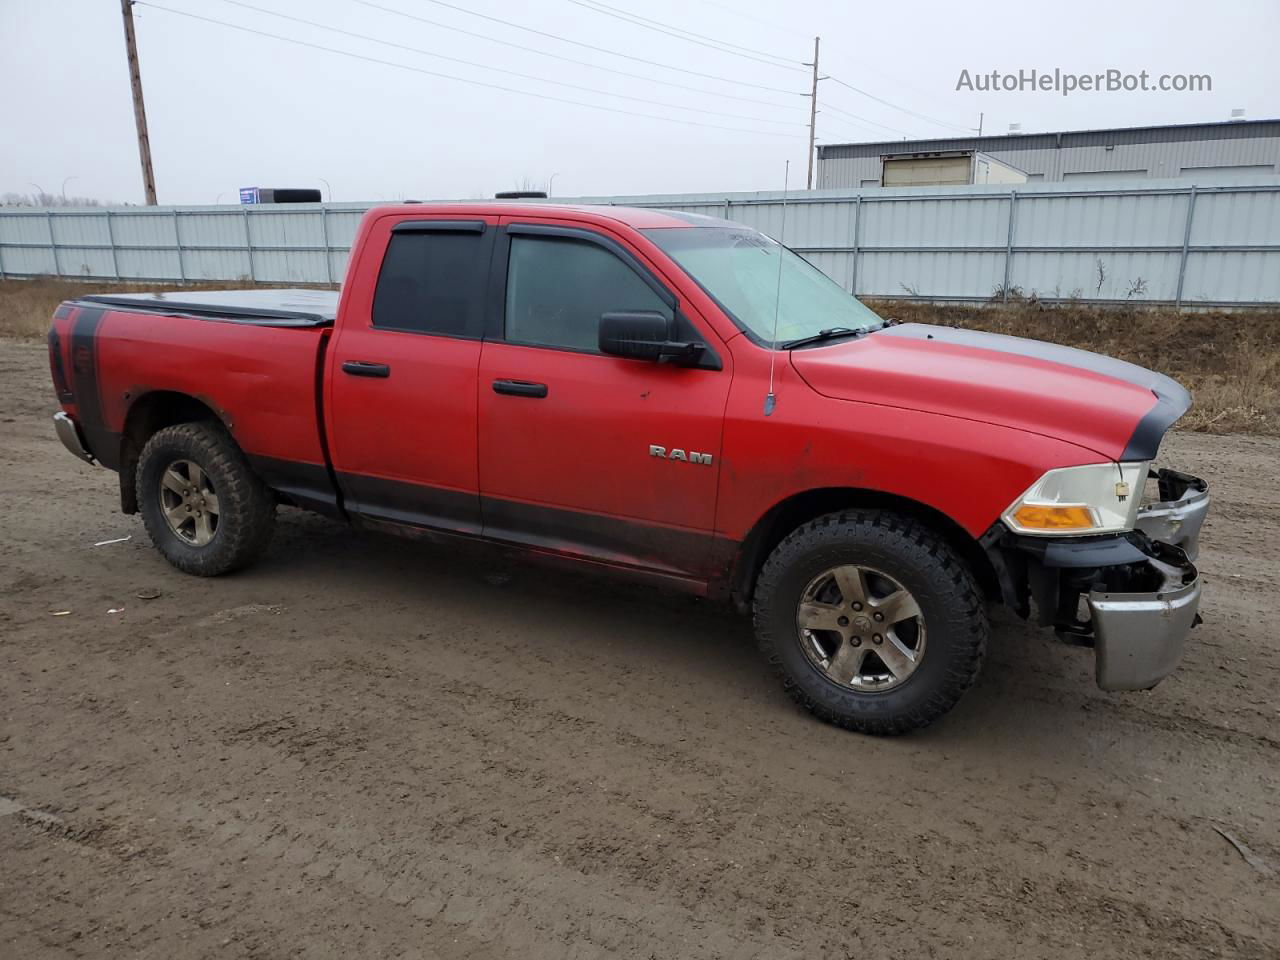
978, 112, 984, 137
805, 36, 821, 190
120, 0, 157, 205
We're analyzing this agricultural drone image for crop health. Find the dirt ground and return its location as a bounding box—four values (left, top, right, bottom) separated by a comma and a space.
1, 336, 1277, 959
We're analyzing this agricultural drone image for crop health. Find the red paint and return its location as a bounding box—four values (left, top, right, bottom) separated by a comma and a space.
476, 212, 734, 575
789, 334, 1153, 461
70, 308, 330, 468
324, 212, 499, 510
49, 203, 1167, 590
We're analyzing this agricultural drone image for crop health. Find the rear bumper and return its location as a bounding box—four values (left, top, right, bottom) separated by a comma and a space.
53, 412, 96, 465
985, 467, 1208, 692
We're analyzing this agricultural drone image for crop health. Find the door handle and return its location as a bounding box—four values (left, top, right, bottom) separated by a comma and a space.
492, 379, 548, 398
342, 361, 391, 378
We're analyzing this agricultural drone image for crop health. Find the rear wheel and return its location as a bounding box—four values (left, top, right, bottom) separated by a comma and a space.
753, 510, 987, 735
136, 422, 275, 576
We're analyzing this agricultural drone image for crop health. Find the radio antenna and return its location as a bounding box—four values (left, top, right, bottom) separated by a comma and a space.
764, 160, 790, 416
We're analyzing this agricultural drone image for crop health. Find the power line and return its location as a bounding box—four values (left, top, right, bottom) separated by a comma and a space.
564, 0, 803, 70
820, 115, 891, 140
819, 116, 902, 144
409, 0, 806, 95
823, 38, 969, 122
682, 0, 811, 40
558, 0, 969, 136
134, 2, 800, 138
351, 0, 802, 109
214, 0, 801, 126
820, 101, 912, 138
826, 76, 971, 133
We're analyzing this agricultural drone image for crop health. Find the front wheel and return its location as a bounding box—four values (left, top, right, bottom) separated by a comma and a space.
753, 510, 987, 735
136, 421, 275, 576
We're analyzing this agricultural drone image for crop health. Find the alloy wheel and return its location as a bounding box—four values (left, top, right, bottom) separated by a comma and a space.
795, 563, 927, 692
158, 459, 220, 546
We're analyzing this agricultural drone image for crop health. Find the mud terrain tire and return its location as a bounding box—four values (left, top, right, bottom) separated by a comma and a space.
136, 422, 275, 576
754, 509, 987, 735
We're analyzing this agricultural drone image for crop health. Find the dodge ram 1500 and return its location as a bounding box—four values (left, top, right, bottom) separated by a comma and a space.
48, 203, 1208, 733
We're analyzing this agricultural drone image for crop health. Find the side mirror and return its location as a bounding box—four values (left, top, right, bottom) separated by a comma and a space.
599, 311, 701, 363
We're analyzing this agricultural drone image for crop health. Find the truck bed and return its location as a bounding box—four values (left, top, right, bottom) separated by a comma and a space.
78, 288, 338, 327
50, 293, 337, 514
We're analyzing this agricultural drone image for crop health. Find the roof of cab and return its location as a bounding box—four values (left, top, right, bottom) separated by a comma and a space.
369, 202, 734, 230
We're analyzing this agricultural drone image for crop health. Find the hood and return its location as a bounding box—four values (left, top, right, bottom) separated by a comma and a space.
790, 323, 1190, 461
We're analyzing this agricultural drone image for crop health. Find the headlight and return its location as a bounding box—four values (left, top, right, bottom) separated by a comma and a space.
1002, 462, 1148, 536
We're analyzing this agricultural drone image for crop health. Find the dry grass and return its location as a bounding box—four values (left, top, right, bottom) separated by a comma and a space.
867, 300, 1280, 436
2, 278, 1274, 435
0, 277, 335, 340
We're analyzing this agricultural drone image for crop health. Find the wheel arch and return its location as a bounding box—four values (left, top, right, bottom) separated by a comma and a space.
118, 391, 230, 514
727, 487, 1001, 610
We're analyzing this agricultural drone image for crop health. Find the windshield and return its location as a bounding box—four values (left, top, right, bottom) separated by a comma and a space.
645, 226, 884, 346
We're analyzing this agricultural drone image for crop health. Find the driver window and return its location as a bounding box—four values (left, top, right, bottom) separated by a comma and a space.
505, 235, 672, 352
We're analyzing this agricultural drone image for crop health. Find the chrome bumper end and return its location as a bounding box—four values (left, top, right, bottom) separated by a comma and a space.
53, 412, 96, 465
1087, 468, 1208, 691
1134, 468, 1209, 561
1089, 551, 1201, 691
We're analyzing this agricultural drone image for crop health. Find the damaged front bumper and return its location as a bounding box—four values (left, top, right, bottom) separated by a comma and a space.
986, 468, 1208, 692
1088, 552, 1200, 690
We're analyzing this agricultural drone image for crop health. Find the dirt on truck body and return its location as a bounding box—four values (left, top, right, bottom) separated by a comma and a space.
1, 336, 1278, 957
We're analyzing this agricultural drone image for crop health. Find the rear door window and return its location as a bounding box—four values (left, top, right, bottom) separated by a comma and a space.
372, 226, 489, 337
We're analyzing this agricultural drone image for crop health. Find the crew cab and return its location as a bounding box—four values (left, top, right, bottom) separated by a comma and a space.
47, 203, 1209, 734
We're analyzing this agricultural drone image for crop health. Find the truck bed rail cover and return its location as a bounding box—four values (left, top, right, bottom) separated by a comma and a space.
76, 289, 338, 327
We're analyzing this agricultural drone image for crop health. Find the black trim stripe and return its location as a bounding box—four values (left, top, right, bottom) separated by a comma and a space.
249, 455, 343, 519
1120, 388, 1192, 461
337, 473, 482, 537
254, 460, 719, 582
68, 306, 118, 469
480, 496, 715, 579
48, 329, 73, 402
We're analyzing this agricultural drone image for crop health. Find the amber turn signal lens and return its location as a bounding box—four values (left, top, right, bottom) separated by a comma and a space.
1011, 504, 1095, 530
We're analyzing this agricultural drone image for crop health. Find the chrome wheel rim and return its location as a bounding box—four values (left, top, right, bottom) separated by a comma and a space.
159, 459, 220, 546
795, 564, 926, 692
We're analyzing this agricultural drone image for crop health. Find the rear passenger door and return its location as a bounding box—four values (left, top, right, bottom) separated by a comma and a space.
327, 217, 495, 534
476, 221, 731, 582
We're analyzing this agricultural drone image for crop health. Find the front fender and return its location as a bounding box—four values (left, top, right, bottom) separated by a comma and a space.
715, 385, 1109, 545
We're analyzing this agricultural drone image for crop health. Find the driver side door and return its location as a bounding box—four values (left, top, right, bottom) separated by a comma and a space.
476, 220, 731, 584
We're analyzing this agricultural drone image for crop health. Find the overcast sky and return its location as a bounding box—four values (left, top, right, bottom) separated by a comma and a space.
3, 0, 1276, 204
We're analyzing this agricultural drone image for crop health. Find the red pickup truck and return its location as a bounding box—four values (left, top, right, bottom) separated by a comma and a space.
48, 203, 1208, 734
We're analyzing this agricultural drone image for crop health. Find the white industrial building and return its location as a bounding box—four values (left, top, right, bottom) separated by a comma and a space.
816, 118, 1280, 187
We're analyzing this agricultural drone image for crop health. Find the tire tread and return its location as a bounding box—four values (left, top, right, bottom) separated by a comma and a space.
136, 421, 275, 576
753, 509, 988, 735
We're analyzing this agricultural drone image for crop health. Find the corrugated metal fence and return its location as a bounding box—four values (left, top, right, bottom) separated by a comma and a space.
2, 178, 1278, 307
0, 203, 365, 289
